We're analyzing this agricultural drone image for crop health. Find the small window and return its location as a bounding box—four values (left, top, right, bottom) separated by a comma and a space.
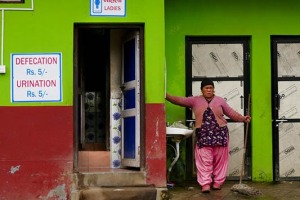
0, 0, 24, 3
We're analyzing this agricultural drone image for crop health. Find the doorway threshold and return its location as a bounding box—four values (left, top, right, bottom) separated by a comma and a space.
79, 168, 141, 173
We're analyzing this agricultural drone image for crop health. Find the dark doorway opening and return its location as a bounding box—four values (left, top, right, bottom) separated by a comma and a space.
77, 28, 110, 151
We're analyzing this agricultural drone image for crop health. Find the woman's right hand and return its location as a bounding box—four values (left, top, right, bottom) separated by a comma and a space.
244, 115, 251, 123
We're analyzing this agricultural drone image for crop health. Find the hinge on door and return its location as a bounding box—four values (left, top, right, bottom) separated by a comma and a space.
245, 52, 250, 61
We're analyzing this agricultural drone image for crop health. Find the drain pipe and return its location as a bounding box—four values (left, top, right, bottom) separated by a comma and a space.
167, 139, 181, 183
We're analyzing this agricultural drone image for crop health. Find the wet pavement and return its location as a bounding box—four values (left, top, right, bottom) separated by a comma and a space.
167, 180, 300, 200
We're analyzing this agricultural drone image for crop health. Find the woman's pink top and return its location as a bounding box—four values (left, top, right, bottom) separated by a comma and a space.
166, 94, 246, 128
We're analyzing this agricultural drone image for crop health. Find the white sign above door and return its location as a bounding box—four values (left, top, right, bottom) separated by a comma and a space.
90, 0, 126, 16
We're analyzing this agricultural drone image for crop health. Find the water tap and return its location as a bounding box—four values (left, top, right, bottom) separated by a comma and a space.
186, 120, 195, 129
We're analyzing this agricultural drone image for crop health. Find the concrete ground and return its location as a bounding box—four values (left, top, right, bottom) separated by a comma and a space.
167, 180, 300, 200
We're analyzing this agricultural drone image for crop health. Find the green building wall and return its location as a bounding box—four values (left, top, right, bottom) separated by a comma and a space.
165, 0, 300, 182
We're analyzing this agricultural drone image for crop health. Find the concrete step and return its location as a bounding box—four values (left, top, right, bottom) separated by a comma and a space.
71, 170, 169, 200
74, 171, 146, 187
78, 186, 157, 200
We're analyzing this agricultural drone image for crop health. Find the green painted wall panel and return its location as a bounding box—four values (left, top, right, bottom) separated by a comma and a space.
165, 0, 300, 181
0, 0, 165, 105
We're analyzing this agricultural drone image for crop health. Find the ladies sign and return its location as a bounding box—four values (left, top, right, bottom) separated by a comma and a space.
90, 0, 126, 16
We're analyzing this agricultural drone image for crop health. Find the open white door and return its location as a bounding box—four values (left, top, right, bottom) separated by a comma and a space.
121, 31, 140, 167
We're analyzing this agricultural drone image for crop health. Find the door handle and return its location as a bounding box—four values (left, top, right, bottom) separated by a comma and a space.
275, 94, 280, 110
240, 95, 244, 109
275, 119, 287, 127
275, 119, 287, 122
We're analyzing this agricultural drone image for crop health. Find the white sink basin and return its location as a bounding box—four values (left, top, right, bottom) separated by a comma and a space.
166, 127, 193, 139
166, 126, 194, 178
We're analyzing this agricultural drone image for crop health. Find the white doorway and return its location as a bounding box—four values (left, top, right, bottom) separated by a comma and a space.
271, 36, 300, 181
73, 24, 144, 172
185, 36, 251, 180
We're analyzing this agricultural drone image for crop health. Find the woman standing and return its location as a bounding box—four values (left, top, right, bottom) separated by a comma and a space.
166, 78, 251, 193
